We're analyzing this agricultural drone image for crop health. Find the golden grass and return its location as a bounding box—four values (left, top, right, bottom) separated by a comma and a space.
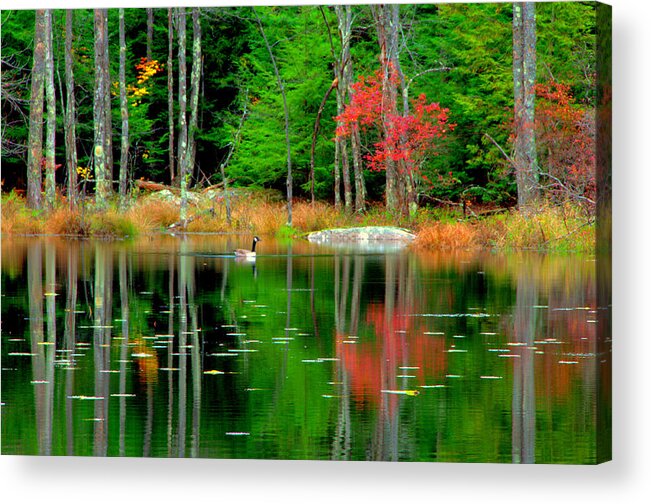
1, 191, 595, 252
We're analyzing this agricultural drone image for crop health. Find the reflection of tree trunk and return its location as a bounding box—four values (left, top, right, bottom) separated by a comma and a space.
187, 250, 201, 458
177, 238, 189, 457
512, 260, 537, 464
118, 248, 129, 456
65, 244, 78, 455
28, 242, 45, 452
93, 243, 111, 456
167, 253, 175, 457
381, 254, 399, 461
42, 242, 57, 455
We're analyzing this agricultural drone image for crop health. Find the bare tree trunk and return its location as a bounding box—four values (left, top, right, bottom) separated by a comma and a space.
351, 127, 365, 212
371, 4, 401, 215
335, 5, 355, 213
167, 8, 175, 184
146, 8, 154, 61
118, 8, 129, 208
27, 10, 46, 210
513, 2, 539, 210
44, 10, 56, 210
93, 9, 109, 209
186, 8, 202, 178
64, 10, 78, 210
102, 12, 113, 190
177, 8, 189, 226
254, 8, 293, 226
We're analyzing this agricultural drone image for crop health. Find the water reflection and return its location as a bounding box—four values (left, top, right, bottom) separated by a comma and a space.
1, 236, 608, 463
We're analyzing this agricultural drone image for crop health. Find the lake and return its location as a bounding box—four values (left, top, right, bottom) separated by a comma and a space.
0, 235, 610, 463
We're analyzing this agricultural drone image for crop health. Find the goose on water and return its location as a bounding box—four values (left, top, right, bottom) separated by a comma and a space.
234, 236, 261, 258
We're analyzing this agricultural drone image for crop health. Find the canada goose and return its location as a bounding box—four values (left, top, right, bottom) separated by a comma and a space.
234, 236, 261, 258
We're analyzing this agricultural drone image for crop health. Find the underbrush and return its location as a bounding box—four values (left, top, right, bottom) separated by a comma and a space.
1, 191, 595, 252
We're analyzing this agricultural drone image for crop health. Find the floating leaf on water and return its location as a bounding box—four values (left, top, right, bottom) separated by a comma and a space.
381, 389, 420, 396
30, 380, 49, 385
498, 354, 521, 358
318, 358, 339, 362
227, 349, 258, 353
208, 353, 238, 357
8, 338, 25, 342
272, 337, 294, 341
506, 342, 527, 346
284, 328, 299, 331
423, 331, 445, 335
225, 432, 250, 436
44, 292, 58, 296
83, 418, 105, 422
399, 366, 420, 370
559, 360, 579, 365
159, 368, 180, 371
342, 340, 357, 344
100, 369, 120, 373
131, 353, 154, 358
203, 370, 225, 375
535, 351, 545, 355
446, 374, 462, 378
488, 348, 510, 353
420, 384, 446, 389
397, 375, 416, 379
243, 340, 261, 344
226, 333, 247, 336
245, 388, 267, 392
302, 359, 319, 363
110, 393, 136, 398
322, 394, 340, 399
8, 352, 36, 356
221, 324, 237, 328
447, 349, 468, 353
453, 335, 466, 338
480, 376, 503, 380
480, 332, 497, 336
327, 382, 343, 385
68, 395, 105, 400
37, 341, 55, 345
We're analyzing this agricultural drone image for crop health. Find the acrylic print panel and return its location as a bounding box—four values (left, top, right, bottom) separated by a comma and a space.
0, 2, 611, 464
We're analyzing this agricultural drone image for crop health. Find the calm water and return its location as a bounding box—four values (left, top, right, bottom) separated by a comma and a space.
1, 235, 610, 463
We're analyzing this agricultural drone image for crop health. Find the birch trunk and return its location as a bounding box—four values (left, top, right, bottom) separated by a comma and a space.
167, 8, 175, 184
27, 10, 46, 210
93, 9, 108, 209
512, 2, 539, 210
64, 10, 78, 210
186, 8, 202, 178
44, 9, 56, 210
177, 8, 189, 226
118, 8, 129, 208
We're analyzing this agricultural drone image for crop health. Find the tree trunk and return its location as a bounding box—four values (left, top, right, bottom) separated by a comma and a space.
102, 12, 113, 188
64, 10, 78, 210
177, 8, 189, 226
146, 8, 154, 61
512, 2, 539, 210
27, 10, 46, 210
167, 8, 175, 184
335, 6, 353, 213
44, 10, 56, 211
371, 4, 402, 215
186, 8, 202, 179
254, 8, 293, 226
93, 9, 109, 209
339, 5, 366, 213
118, 8, 129, 208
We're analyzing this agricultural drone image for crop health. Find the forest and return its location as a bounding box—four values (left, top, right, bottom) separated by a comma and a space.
1, 3, 609, 249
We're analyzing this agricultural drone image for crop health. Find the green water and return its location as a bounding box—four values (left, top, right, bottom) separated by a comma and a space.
0, 235, 610, 463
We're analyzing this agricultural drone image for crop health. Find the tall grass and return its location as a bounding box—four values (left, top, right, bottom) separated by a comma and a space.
1, 191, 595, 252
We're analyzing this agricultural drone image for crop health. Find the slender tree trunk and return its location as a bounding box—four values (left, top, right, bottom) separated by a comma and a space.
335, 5, 356, 213
27, 10, 46, 210
102, 12, 113, 189
146, 8, 154, 61
118, 9, 129, 208
254, 8, 292, 226
64, 10, 78, 210
93, 9, 111, 209
512, 2, 539, 210
177, 8, 189, 226
371, 4, 401, 215
186, 8, 202, 178
44, 10, 56, 210
351, 127, 365, 212
167, 8, 175, 184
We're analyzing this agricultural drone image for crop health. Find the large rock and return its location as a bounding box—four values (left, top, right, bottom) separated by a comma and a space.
307, 226, 416, 243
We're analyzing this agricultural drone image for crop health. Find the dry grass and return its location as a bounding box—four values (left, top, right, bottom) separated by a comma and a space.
412, 221, 477, 250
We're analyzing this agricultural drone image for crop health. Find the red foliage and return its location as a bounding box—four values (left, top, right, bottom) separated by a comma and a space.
335, 66, 454, 176
534, 81, 596, 203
